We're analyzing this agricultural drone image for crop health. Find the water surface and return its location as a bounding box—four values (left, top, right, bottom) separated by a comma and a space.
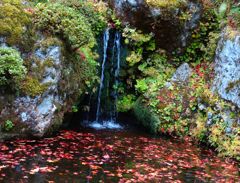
0, 123, 239, 182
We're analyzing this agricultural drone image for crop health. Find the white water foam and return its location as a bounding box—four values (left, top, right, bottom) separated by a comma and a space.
83, 120, 123, 130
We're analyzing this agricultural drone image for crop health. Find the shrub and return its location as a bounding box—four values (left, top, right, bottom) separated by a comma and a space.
117, 95, 136, 112
3, 120, 14, 132
34, 3, 96, 49
0, 0, 31, 45
133, 98, 161, 133
50, 0, 107, 35
60, 46, 99, 100
0, 47, 26, 87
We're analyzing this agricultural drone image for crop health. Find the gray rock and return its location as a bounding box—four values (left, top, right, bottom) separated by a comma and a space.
0, 37, 7, 47
222, 111, 234, 128
127, 0, 138, 7
165, 82, 173, 88
212, 27, 240, 108
206, 119, 212, 126
198, 103, 206, 111
20, 112, 28, 122
207, 112, 213, 119
150, 8, 161, 17
181, 2, 202, 47
171, 63, 192, 84
225, 127, 232, 134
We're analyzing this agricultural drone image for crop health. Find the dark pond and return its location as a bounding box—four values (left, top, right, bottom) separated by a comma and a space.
0, 120, 239, 183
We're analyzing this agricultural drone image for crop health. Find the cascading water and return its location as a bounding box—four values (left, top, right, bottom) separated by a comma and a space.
91, 29, 123, 129
112, 32, 121, 121
95, 28, 110, 122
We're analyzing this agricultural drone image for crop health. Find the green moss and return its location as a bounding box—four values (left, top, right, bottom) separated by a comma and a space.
3, 120, 14, 132
29, 56, 55, 81
0, 47, 27, 88
146, 0, 186, 8
0, 0, 31, 45
20, 76, 49, 97
59, 46, 99, 105
40, 37, 63, 51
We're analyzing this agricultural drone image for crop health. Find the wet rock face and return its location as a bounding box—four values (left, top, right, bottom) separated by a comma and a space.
0, 38, 65, 137
212, 27, 240, 108
109, 0, 202, 51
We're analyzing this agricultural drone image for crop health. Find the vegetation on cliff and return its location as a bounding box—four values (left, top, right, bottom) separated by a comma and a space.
116, 0, 240, 160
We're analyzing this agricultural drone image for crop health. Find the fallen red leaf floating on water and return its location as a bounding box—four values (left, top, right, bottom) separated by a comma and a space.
1, 145, 9, 151
103, 153, 110, 160
29, 167, 40, 174
47, 158, 60, 163
86, 175, 92, 179
0, 165, 7, 170
81, 162, 88, 165
90, 165, 101, 170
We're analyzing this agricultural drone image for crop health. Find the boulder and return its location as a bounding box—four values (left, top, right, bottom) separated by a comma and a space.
109, 0, 202, 51
0, 41, 64, 137
165, 63, 192, 89
0, 35, 91, 138
212, 27, 240, 108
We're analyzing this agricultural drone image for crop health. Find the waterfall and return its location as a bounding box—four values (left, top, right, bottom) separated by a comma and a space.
112, 32, 121, 121
91, 29, 123, 130
95, 28, 110, 122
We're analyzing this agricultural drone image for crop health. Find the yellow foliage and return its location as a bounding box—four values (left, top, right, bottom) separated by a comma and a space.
191, 113, 207, 140
126, 51, 142, 66
224, 26, 239, 40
